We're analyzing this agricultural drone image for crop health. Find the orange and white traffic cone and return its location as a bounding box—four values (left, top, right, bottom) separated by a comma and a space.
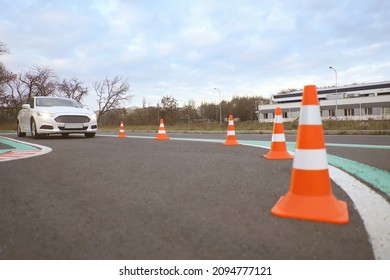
155, 118, 170, 140
224, 115, 240, 146
118, 121, 126, 138
263, 107, 293, 160
271, 85, 349, 224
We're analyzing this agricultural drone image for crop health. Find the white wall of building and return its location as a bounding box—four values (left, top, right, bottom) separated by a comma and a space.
258, 95, 390, 122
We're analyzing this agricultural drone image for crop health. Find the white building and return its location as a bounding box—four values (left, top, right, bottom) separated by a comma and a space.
258, 81, 390, 122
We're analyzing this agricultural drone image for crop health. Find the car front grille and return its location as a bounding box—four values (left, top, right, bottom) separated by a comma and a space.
55, 115, 90, 123
58, 126, 88, 131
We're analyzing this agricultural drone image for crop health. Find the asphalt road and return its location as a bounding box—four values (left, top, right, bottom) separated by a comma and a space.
1, 132, 388, 259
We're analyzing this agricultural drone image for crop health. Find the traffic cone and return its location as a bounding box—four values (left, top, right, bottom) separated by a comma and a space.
263, 107, 293, 160
271, 85, 349, 224
224, 115, 240, 146
155, 118, 170, 140
118, 121, 126, 138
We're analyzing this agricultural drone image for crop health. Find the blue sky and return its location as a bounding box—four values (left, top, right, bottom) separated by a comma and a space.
1, 0, 389, 109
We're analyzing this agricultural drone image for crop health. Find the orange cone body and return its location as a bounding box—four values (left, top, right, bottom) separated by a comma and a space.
118, 121, 126, 138
155, 118, 170, 140
224, 115, 240, 146
263, 107, 293, 160
271, 85, 349, 224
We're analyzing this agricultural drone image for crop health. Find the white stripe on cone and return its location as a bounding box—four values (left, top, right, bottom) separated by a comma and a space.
274, 115, 283, 123
299, 105, 322, 125
293, 149, 328, 170
227, 130, 235, 136
271, 133, 286, 142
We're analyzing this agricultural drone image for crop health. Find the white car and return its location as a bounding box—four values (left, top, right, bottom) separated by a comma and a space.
17, 96, 97, 138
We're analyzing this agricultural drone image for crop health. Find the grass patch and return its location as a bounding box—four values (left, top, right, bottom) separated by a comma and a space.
322, 119, 390, 130
0, 121, 15, 131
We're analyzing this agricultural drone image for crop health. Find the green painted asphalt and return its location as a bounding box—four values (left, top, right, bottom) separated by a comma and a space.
326, 143, 390, 150
238, 140, 390, 197
327, 154, 390, 197
0, 137, 39, 154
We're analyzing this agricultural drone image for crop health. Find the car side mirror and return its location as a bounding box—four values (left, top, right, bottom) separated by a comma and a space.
22, 104, 31, 109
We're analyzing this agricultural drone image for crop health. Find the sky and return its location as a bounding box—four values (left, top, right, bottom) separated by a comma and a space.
1, 0, 389, 110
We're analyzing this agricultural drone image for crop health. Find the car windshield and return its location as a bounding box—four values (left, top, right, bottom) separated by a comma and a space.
36, 98, 83, 108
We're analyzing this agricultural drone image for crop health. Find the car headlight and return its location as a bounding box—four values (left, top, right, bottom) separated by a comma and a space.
90, 113, 97, 120
37, 111, 55, 119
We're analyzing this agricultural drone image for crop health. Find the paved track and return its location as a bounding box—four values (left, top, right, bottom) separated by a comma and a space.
0, 132, 388, 259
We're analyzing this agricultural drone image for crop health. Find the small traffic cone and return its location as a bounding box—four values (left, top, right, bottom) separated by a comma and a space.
118, 121, 126, 138
263, 107, 293, 160
224, 115, 240, 146
155, 118, 170, 140
271, 85, 349, 224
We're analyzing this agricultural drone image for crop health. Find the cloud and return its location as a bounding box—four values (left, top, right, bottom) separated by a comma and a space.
1, 0, 389, 109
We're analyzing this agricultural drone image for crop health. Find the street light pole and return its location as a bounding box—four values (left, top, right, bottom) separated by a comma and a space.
214, 88, 222, 125
329, 66, 338, 119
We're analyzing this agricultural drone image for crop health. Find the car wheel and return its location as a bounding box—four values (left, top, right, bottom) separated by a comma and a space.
17, 121, 26, 137
30, 118, 40, 139
85, 132, 96, 138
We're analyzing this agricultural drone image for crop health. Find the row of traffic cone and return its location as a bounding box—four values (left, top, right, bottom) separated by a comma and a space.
116, 85, 349, 224
118, 118, 170, 140
119, 115, 239, 143
271, 85, 348, 224
218, 87, 348, 224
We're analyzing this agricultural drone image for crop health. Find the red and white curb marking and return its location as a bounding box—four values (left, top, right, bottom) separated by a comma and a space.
0, 138, 52, 162
0, 150, 42, 161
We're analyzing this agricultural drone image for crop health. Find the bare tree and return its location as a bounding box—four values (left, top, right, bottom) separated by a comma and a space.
181, 100, 197, 123
0, 41, 11, 98
4, 72, 26, 109
94, 76, 132, 121
0, 67, 16, 113
0, 41, 17, 118
2, 66, 58, 114
161, 95, 178, 111
19, 66, 58, 100
57, 77, 88, 102
160, 95, 179, 123
0, 41, 9, 55
1, 64, 14, 93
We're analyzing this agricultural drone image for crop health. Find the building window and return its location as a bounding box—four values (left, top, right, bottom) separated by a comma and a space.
364, 108, 372, 115
282, 112, 288, 118
264, 113, 268, 119
329, 110, 335, 117
344, 109, 354, 116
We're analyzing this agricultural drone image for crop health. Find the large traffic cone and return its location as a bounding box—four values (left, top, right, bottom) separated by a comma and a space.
271, 85, 349, 224
155, 118, 170, 140
224, 115, 240, 146
263, 107, 293, 160
118, 121, 126, 138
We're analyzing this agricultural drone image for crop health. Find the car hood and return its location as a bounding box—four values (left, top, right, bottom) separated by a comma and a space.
36, 106, 94, 115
